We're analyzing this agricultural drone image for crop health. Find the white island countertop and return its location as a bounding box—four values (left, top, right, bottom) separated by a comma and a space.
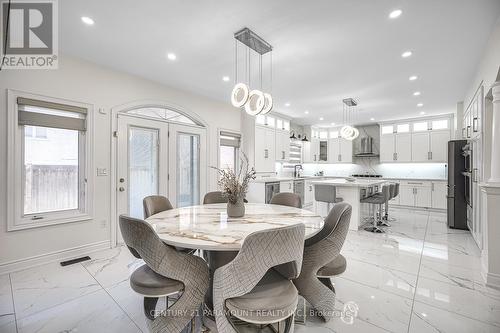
312, 178, 386, 187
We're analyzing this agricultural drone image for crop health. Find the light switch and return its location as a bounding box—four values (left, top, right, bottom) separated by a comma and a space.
97, 168, 108, 176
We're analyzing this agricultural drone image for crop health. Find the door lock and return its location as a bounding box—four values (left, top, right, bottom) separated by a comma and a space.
119, 187, 125, 192
119, 178, 125, 183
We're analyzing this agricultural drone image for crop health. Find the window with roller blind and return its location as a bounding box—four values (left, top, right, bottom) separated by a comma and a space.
219, 130, 241, 172
7, 91, 93, 230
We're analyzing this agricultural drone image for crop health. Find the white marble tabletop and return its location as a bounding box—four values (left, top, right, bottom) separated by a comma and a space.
312, 178, 387, 187
145, 203, 324, 251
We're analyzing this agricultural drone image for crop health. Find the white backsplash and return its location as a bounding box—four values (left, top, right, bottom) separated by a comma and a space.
300, 162, 447, 180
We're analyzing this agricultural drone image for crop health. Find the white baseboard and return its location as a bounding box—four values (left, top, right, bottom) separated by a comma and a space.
483, 271, 500, 290
0, 240, 111, 275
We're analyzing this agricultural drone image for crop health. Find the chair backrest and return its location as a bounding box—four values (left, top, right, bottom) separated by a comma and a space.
143, 195, 173, 219
305, 202, 352, 248
314, 185, 337, 203
203, 191, 228, 204
389, 183, 396, 200
392, 183, 400, 197
270, 192, 302, 208
380, 184, 392, 202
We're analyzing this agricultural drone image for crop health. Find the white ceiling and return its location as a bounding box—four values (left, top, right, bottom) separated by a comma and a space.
60, 0, 500, 126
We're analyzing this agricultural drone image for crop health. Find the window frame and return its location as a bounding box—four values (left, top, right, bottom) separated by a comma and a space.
218, 129, 241, 173
7, 90, 94, 231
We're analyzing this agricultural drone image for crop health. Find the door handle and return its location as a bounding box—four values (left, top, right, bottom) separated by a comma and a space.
467, 126, 471, 138
119, 187, 125, 192
473, 118, 478, 132
282, 151, 285, 160
428, 152, 431, 160
338, 154, 341, 162
264, 149, 269, 158
430, 152, 433, 160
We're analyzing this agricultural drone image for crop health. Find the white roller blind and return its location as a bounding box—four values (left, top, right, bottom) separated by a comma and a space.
17, 97, 87, 131
220, 131, 241, 148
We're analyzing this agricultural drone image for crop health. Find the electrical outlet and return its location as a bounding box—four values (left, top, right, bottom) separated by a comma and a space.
97, 168, 108, 176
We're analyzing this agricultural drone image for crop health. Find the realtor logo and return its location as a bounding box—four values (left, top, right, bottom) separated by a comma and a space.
1, 0, 58, 69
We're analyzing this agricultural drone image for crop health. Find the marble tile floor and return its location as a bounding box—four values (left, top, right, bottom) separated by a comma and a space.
1, 207, 499, 333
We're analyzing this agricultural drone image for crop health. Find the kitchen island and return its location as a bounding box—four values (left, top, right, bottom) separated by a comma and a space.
312, 178, 387, 230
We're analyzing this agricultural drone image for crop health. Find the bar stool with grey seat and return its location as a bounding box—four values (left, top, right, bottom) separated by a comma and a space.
380, 183, 399, 226
361, 184, 391, 233
213, 224, 305, 333
270, 192, 302, 208
143, 195, 174, 219
119, 215, 209, 332
293, 203, 352, 322
314, 184, 343, 214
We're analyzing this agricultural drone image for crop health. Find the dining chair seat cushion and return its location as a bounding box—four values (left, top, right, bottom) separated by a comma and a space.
130, 264, 184, 297
360, 193, 386, 204
316, 254, 347, 278
225, 270, 298, 324
335, 197, 344, 203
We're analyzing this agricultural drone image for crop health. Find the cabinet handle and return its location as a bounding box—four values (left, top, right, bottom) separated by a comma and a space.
430, 152, 433, 160
462, 128, 466, 138
473, 118, 478, 133
408, 182, 424, 185
473, 168, 478, 183
338, 154, 341, 162
282, 151, 285, 160
428, 152, 431, 160
395, 152, 398, 161
309, 185, 313, 191
431, 183, 435, 191
264, 149, 268, 158
467, 126, 471, 138
314, 154, 317, 161
393, 153, 396, 161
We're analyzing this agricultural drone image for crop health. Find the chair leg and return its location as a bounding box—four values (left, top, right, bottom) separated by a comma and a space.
364, 204, 384, 233
144, 297, 159, 320
318, 277, 335, 292
378, 203, 391, 227
284, 314, 294, 333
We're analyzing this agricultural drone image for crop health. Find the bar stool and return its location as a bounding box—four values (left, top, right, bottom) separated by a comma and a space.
314, 185, 343, 214
361, 184, 391, 233
380, 183, 399, 226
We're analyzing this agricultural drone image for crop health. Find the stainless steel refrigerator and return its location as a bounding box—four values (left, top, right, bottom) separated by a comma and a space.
447, 140, 468, 229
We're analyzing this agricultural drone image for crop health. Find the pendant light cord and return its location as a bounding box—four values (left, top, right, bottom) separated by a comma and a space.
1, 0, 12, 71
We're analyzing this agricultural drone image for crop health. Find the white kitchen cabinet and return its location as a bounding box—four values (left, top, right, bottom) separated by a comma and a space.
429, 131, 450, 162
414, 185, 432, 208
395, 133, 412, 162
327, 137, 352, 163
431, 182, 447, 209
380, 134, 396, 162
399, 185, 415, 206
303, 138, 320, 163
411, 130, 450, 162
275, 130, 290, 162
280, 180, 294, 193
411, 132, 430, 162
254, 125, 275, 172
304, 180, 315, 206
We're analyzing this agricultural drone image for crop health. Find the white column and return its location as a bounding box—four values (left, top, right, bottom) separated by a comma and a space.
489, 82, 500, 183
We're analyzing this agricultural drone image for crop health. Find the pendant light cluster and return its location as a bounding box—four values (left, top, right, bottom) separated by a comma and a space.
230, 28, 274, 116
341, 98, 360, 141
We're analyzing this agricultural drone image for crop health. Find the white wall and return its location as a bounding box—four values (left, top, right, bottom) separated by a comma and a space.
0, 55, 240, 269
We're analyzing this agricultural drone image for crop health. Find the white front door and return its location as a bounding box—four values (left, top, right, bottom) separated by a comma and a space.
117, 115, 169, 224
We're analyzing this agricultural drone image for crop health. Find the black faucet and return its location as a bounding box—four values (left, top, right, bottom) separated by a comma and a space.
294, 165, 303, 178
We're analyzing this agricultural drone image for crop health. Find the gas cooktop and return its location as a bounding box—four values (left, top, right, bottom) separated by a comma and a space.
351, 174, 383, 178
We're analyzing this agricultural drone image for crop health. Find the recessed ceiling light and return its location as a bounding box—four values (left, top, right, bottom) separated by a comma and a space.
421, 313, 427, 318
420, 111, 426, 115
304, 110, 309, 114
409, 75, 418, 81
167, 53, 177, 61
413, 91, 421, 96
389, 9, 402, 19
417, 103, 423, 107
330, 122, 336, 126
319, 117, 324, 121
81, 16, 94, 25
401, 51, 412, 58
370, 118, 375, 121
222, 76, 230, 82
285, 102, 291, 107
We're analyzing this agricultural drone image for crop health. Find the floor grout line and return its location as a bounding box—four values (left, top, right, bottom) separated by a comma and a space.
406, 209, 431, 333
80, 262, 145, 333
8, 274, 18, 333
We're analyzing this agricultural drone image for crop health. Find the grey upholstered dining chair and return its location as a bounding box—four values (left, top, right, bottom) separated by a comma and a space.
143, 195, 174, 219
270, 192, 302, 208
293, 202, 352, 322
213, 224, 306, 333
119, 215, 209, 332
203, 191, 248, 204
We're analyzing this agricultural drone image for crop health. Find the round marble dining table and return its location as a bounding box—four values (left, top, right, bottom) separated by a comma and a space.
145, 203, 325, 251
145, 203, 325, 313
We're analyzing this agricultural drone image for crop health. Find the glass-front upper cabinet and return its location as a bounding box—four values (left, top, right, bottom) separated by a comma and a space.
396, 123, 410, 133
256, 114, 276, 128
381, 125, 394, 135
413, 121, 428, 132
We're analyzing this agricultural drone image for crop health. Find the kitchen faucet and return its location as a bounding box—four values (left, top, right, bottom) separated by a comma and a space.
294, 165, 303, 178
